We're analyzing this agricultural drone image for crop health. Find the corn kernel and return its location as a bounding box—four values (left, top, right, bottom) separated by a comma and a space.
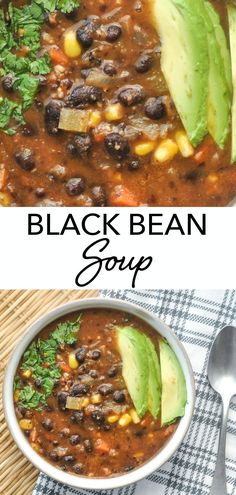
104, 103, 124, 122
0, 192, 11, 206
22, 369, 32, 379
14, 390, 20, 402
134, 141, 156, 156
68, 353, 79, 369
118, 413, 132, 427
133, 451, 144, 459
89, 110, 102, 128
207, 173, 218, 184
19, 419, 33, 430
64, 30, 82, 58
129, 408, 141, 424
91, 394, 102, 404
107, 414, 119, 424
81, 397, 89, 408
18, 28, 25, 37
175, 131, 194, 158
31, 442, 40, 452
154, 139, 178, 163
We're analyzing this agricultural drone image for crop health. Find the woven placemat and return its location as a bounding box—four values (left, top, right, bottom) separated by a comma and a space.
0, 289, 99, 495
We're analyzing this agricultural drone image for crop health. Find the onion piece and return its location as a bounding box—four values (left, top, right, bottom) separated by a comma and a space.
59, 107, 92, 132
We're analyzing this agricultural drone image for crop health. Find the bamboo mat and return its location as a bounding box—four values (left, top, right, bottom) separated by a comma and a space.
0, 289, 99, 495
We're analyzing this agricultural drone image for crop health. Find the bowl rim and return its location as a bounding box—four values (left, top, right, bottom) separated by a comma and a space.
3, 297, 195, 490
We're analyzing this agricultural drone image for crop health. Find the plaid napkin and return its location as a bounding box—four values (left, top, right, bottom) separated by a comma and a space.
33, 290, 236, 495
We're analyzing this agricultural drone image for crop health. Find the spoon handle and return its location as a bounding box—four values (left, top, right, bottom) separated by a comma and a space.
210, 397, 230, 495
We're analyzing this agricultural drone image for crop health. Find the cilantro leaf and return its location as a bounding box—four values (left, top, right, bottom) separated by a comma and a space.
19, 385, 44, 409
56, 0, 79, 14
30, 53, 51, 75
15, 75, 39, 110
0, 98, 23, 135
52, 316, 81, 345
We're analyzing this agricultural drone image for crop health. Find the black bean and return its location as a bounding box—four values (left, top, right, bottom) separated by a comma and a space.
14, 148, 36, 171
67, 85, 102, 107
63, 455, 75, 463
80, 68, 91, 79
35, 188, 45, 198
98, 383, 113, 396
34, 378, 42, 387
70, 410, 84, 423
57, 391, 68, 411
91, 349, 101, 360
2, 74, 14, 92
42, 418, 54, 431
84, 438, 93, 452
128, 158, 140, 171
91, 186, 106, 206
16, 405, 26, 418
144, 96, 166, 120
103, 62, 117, 76
134, 53, 153, 73
75, 347, 88, 364
91, 409, 105, 424
89, 369, 98, 378
20, 123, 37, 137
65, 8, 79, 20
113, 390, 125, 403
71, 383, 89, 396
76, 18, 99, 48
49, 451, 59, 462
67, 142, 78, 156
44, 100, 63, 135
104, 133, 130, 160
102, 424, 111, 432
107, 366, 118, 377
105, 24, 122, 42
73, 133, 92, 155
117, 85, 145, 107
66, 177, 86, 196
70, 434, 81, 445
73, 463, 83, 474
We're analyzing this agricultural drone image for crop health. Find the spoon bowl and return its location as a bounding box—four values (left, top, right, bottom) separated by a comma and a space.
208, 325, 236, 398
207, 325, 236, 495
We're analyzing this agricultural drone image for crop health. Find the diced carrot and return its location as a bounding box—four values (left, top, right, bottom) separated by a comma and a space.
0, 166, 8, 191
193, 136, 215, 164
60, 362, 71, 373
94, 438, 110, 454
49, 47, 70, 66
109, 186, 139, 207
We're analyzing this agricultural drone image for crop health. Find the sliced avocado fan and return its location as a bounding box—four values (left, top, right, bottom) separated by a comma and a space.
201, 0, 231, 149
117, 326, 161, 418
228, 4, 236, 163
151, 0, 209, 147
159, 339, 187, 426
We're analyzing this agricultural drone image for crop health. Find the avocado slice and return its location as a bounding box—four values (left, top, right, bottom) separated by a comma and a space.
159, 339, 187, 426
228, 4, 236, 163
201, 1, 231, 148
144, 336, 161, 418
151, 0, 209, 147
117, 326, 148, 417
205, 2, 232, 95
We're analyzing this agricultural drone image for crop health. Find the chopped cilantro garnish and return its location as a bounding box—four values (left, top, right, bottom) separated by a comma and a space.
0, 0, 80, 134
15, 316, 81, 410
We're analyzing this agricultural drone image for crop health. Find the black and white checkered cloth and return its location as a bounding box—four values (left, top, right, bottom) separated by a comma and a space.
33, 290, 236, 495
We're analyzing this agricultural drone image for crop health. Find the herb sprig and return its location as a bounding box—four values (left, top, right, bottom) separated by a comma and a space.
16, 316, 81, 410
0, 0, 79, 134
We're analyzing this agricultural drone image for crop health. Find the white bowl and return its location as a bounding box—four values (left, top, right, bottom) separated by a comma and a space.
3, 298, 195, 491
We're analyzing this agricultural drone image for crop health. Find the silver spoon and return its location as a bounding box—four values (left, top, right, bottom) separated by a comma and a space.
207, 325, 236, 495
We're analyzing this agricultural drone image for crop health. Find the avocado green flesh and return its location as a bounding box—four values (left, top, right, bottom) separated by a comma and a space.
152, 0, 208, 147
201, 1, 231, 149
228, 4, 236, 163
117, 326, 148, 417
144, 336, 161, 419
159, 340, 187, 426
205, 1, 232, 96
